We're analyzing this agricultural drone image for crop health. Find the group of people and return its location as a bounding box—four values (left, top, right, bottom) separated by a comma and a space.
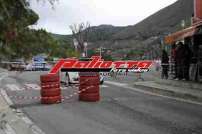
161, 42, 192, 80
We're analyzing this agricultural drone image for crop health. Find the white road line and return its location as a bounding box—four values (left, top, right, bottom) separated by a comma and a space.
105, 81, 127, 86
4, 123, 17, 134
6, 84, 22, 91
0, 89, 46, 134
24, 84, 41, 90
101, 85, 109, 88
61, 85, 78, 90
0, 89, 14, 106
106, 81, 202, 106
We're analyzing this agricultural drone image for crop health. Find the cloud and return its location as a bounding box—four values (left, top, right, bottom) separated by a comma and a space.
30, 0, 177, 34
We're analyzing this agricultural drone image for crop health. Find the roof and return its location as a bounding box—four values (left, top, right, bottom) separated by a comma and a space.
164, 21, 202, 44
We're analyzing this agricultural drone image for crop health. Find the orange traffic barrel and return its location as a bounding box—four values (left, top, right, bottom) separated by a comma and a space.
79, 85, 99, 94
40, 74, 61, 104
79, 76, 100, 85
79, 72, 100, 102
79, 93, 100, 102
40, 73, 60, 83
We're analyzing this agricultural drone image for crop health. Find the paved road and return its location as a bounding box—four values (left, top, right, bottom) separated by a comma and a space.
1, 71, 202, 134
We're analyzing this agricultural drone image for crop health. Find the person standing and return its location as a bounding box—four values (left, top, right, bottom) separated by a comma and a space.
161, 49, 169, 79
171, 43, 177, 78
175, 42, 184, 80
183, 42, 192, 80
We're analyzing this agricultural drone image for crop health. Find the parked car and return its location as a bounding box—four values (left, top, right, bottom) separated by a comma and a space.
7, 59, 26, 71
25, 55, 51, 71
60, 71, 104, 86
25, 62, 52, 71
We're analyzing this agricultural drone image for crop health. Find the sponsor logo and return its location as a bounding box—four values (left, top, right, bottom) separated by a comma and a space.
49, 56, 152, 74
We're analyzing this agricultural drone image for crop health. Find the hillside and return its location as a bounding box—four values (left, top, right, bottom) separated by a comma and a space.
51, 33, 72, 42
52, 0, 194, 59
88, 0, 194, 59
112, 0, 193, 40
87, 25, 124, 41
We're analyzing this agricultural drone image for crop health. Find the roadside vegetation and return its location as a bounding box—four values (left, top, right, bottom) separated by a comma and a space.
0, 0, 77, 61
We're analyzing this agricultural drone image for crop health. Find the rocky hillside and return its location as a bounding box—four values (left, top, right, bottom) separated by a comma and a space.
53, 0, 194, 59
112, 0, 193, 40
89, 0, 194, 59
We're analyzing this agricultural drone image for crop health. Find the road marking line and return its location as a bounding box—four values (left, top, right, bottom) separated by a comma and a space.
24, 84, 41, 90
4, 123, 16, 134
105, 81, 127, 86
101, 85, 109, 88
105, 81, 202, 106
6, 84, 22, 91
0, 89, 14, 106
0, 89, 46, 134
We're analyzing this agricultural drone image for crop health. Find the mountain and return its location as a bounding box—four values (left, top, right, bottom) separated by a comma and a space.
51, 33, 72, 42
87, 25, 124, 41
112, 0, 193, 40
87, 0, 194, 59
52, 0, 194, 59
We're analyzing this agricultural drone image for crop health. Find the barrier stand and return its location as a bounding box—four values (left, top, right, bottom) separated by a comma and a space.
40, 73, 62, 104
79, 72, 100, 102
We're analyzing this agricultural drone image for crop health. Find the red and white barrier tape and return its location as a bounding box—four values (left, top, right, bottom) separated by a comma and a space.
8, 85, 94, 101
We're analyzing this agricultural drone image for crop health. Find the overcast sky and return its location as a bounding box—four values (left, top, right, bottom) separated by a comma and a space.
30, 0, 177, 35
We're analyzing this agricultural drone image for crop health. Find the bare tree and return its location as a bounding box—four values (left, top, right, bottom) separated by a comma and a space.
69, 22, 91, 56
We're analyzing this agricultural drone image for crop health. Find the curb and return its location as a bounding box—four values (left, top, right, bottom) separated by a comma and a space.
156, 79, 202, 90
0, 89, 46, 134
0, 68, 46, 134
134, 84, 202, 103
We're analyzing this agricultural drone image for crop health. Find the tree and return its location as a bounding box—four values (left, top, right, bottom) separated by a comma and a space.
0, 0, 59, 60
69, 22, 91, 56
0, 0, 40, 60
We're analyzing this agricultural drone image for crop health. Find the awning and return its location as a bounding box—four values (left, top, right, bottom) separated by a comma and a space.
164, 26, 197, 44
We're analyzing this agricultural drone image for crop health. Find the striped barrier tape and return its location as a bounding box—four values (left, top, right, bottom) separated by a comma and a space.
7, 85, 94, 101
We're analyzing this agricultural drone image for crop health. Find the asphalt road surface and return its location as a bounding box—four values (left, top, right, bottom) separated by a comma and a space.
1, 71, 202, 134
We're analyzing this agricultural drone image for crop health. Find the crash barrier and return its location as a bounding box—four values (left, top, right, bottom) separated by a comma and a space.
40, 74, 62, 104
8, 84, 96, 102
79, 72, 100, 102
7, 70, 100, 103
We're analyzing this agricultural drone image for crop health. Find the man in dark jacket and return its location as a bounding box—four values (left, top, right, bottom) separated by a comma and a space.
171, 43, 177, 79
161, 49, 169, 79
175, 42, 184, 80
183, 42, 192, 80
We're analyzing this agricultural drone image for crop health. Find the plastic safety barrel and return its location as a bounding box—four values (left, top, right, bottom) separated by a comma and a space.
40, 73, 61, 104
79, 72, 100, 102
